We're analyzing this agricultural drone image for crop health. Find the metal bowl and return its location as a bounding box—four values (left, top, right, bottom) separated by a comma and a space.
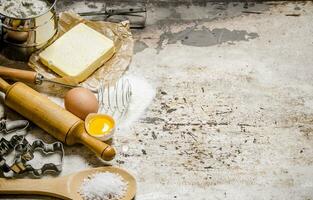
0, 0, 58, 61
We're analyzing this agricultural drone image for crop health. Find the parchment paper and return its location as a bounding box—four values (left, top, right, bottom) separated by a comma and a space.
28, 11, 133, 91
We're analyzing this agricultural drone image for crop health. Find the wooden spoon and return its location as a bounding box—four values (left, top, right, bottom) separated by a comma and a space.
0, 166, 136, 200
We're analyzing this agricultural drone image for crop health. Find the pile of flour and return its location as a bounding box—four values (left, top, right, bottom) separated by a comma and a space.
0, 0, 50, 18
117, 75, 155, 131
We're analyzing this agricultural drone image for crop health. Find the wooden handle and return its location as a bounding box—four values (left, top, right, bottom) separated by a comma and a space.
0, 178, 71, 199
78, 131, 116, 161
0, 77, 11, 93
0, 66, 37, 84
4, 82, 116, 161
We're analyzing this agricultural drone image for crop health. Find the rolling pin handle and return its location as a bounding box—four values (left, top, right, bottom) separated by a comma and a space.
78, 132, 116, 161
0, 77, 11, 93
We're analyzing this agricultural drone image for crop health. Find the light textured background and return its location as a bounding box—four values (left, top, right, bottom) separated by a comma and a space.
1, 1, 313, 200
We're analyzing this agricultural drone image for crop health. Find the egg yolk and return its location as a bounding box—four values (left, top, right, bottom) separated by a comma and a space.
86, 116, 114, 136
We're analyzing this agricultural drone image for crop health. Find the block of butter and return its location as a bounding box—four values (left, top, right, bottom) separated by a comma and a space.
39, 23, 115, 82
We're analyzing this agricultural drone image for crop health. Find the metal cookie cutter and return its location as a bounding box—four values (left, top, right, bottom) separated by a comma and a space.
0, 135, 27, 174
0, 119, 30, 177
0, 119, 64, 178
0, 119, 29, 156
11, 140, 64, 177
0, 119, 29, 134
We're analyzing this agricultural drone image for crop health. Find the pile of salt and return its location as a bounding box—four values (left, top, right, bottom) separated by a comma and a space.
79, 172, 128, 200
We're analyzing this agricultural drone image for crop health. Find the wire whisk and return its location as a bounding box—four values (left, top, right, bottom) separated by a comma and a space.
97, 78, 132, 123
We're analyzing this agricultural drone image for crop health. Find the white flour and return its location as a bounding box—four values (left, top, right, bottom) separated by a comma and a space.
117, 75, 156, 132
0, 0, 50, 18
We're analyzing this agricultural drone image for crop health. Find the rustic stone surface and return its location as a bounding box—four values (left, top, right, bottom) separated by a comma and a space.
1, 1, 313, 200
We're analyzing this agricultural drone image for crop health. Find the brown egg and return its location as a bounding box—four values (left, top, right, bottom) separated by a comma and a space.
7, 30, 29, 43
64, 87, 99, 120
7, 20, 29, 43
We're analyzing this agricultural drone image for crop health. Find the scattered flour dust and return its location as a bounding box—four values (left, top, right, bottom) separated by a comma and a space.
79, 172, 128, 200
117, 75, 155, 131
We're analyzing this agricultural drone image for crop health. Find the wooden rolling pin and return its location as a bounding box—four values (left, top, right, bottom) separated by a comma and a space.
0, 77, 115, 161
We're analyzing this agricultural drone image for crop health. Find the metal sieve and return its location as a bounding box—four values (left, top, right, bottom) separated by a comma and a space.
0, 0, 58, 61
